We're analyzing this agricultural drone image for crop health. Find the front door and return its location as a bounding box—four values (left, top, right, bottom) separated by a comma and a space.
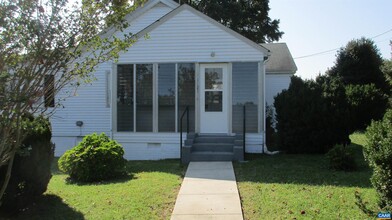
200, 64, 229, 133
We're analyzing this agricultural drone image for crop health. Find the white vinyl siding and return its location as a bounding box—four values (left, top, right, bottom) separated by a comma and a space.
265, 74, 292, 106
118, 10, 265, 63
117, 3, 173, 37
50, 62, 112, 137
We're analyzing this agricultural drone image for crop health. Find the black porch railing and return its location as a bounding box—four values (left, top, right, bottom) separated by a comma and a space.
179, 106, 189, 163
243, 105, 246, 160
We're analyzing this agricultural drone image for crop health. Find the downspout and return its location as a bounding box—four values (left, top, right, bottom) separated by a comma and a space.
262, 55, 279, 155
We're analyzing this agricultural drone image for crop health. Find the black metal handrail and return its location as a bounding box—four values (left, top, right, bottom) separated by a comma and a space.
243, 105, 246, 160
179, 106, 189, 163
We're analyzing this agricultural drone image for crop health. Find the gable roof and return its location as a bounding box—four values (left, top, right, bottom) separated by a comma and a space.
134, 3, 270, 56
125, 0, 179, 23
261, 43, 297, 74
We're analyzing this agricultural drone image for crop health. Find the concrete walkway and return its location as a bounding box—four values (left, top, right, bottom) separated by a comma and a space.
171, 162, 243, 220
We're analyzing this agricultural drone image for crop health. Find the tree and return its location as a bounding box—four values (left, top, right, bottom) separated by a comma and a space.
327, 38, 389, 130
381, 59, 392, 106
328, 38, 388, 93
0, 0, 136, 205
381, 59, 392, 87
176, 0, 283, 43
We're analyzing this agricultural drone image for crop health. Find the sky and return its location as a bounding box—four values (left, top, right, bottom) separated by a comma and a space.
269, 0, 392, 79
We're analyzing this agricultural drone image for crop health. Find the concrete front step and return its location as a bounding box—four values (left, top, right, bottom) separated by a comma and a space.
194, 136, 236, 144
190, 151, 234, 161
192, 143, 234, 152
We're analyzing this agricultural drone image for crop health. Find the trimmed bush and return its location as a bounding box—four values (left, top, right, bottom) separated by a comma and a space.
58, 133, 126, 182
274, 76, 345, 154
0, 115, 54, 213
326, 145, 357, 171
364, 109, 392, 209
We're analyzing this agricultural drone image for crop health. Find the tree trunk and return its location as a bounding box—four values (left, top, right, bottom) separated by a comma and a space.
0, 151, 16, 206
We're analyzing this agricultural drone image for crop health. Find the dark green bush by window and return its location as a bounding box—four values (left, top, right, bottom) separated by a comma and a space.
58, 133, 126, 182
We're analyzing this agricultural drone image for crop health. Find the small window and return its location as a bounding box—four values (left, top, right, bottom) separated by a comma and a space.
44, 75, 55, 107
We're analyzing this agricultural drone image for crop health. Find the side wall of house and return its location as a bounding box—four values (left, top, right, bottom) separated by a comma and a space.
265, 74, 292, 106
51, 3, 174, 157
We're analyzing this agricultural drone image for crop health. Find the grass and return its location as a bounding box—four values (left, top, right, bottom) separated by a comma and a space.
234, 132, 379, 220
4, 132, 380, 219
12, 160, 186, 220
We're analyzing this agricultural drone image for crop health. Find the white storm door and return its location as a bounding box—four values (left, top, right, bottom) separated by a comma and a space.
200, 64, 229, 133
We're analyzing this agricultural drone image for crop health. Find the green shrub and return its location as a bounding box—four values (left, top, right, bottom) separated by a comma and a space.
326, 145, 357, 171
0, 115, 54, 213
364, 109, 392, 209
58, 133, 126, 182
274, 76, 347, 154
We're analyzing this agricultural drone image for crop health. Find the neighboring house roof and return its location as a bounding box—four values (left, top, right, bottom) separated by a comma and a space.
134, 4, 271, 56
262, 43, 297, 74
125, 0, 179, 23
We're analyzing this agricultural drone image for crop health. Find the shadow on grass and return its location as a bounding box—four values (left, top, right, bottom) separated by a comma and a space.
126, 159, 187, 176
64, 173, 135, 186
234, 143, 373, 188
52, 157, 186, 185
3, 194, 85, 220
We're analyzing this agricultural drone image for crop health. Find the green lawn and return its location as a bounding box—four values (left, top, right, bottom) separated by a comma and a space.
8, 133, 380, 219
234, 133, 379, 219
13, 160, 186, 220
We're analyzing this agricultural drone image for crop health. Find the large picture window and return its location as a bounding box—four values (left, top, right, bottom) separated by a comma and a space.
117, 63, 195, 133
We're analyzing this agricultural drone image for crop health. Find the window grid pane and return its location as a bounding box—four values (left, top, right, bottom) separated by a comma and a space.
178, 63, 195, 132
117, 64, 134, 131
158, 64, 176, 132
136, 64, 153, 132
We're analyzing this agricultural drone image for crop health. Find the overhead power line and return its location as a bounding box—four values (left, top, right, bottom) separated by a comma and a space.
294, 28, 392, 60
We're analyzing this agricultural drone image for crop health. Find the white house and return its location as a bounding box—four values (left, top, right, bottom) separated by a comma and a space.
50, 0, 296, 162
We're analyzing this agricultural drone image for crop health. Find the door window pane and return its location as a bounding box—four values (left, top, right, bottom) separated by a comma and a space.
205, 91, 222, 112
136, 64, 153, 132
158, 64, 175, 132
205, 68, 223, 90
117, 64, 134, 131
178, 63, 195, 132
